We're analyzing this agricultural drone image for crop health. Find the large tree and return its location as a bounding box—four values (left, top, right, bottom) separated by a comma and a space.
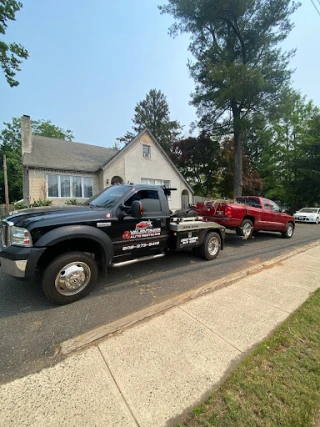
0, 0, 28, 87
159, 0, 300, 196
0, 118, 74, 202
118, 89, 182, 153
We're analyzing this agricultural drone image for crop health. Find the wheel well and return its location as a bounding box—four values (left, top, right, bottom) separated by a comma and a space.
37, 238, 105, 270
243, 215, 255, 225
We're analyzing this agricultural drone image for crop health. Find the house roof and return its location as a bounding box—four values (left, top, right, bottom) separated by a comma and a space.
23, 135, 118, 172
102, 128, 193, 193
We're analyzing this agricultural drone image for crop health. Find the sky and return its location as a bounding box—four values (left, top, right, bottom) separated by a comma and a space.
1, 0, 320, 148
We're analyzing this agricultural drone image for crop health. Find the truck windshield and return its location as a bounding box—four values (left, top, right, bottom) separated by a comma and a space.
88, 186, 130, 208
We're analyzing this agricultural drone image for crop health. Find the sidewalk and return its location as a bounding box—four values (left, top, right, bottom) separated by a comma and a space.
1, 242, 320, 427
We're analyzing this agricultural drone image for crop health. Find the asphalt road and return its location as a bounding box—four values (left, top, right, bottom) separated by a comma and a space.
1, 223, 320, 384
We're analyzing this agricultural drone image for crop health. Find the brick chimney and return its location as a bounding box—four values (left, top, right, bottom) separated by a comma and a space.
21, 115, 32, 154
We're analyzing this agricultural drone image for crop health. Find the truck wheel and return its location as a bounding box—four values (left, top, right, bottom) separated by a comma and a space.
236, 219, 253, 240
282, 222, 294, 239
200, 232, 221, 260
42, 252, 98, 304
187, 210, 197, 217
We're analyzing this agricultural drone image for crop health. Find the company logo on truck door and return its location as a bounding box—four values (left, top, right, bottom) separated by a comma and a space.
122, 221, 161, 240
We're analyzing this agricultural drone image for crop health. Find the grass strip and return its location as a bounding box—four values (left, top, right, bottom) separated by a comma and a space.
179, 289, 320, 427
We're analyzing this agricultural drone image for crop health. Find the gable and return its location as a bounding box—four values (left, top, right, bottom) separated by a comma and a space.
102, 129, 193, 193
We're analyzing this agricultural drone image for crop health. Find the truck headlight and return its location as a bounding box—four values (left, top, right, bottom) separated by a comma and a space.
11, 226, 33, 247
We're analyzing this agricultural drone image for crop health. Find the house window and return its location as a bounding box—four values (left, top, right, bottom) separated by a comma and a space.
142, 144, 151, 159
47, 174, 93, 198
141, 178, 170, 188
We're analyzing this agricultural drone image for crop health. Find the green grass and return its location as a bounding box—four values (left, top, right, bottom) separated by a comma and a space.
179, 289, 320, 427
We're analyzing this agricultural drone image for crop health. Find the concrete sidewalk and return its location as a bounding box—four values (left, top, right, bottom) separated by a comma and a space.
1, 242, 320, 427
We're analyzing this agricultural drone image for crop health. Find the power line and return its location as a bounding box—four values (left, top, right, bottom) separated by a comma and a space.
311, 0, 320, 16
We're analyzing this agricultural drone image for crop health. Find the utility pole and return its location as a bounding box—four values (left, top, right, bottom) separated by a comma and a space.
3, 154, 10, 213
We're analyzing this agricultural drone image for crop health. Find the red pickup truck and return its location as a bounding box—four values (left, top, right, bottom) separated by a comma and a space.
192, 196, 295, 240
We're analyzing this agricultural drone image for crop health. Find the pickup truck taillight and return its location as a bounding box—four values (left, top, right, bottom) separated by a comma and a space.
225, 206, 232, 217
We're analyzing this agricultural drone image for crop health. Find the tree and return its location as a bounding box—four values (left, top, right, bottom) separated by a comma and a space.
0, 117, 74, 202
159, 0, 300, 196
119, 89, 182, 153
245, 90, 320, 210
0, 0, 28, 87
171, 132, 221, 197
219, 137, 263, 197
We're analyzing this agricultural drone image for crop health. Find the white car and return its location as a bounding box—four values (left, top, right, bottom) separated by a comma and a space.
293, 207, 320, 224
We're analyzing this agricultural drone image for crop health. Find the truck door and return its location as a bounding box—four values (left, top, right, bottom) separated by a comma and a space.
261, 200, 274, 230
268, 200, 285, 230
111, 189, 169, 262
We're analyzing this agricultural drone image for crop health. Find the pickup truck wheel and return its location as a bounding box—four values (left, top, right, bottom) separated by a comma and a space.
236, 219, 253, 240
42, 252, 98, 304
282, 222, 294, 239
200, 232, 221, 260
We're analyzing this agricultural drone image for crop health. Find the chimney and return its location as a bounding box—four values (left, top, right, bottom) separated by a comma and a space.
21, 115, 32, 154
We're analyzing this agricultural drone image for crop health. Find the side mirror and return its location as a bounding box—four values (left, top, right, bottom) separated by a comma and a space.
131, 201, 143, 218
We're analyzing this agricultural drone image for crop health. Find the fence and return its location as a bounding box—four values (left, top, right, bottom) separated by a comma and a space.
181, 195, 207, 209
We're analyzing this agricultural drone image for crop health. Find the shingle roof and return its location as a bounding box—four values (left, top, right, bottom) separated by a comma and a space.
23, 135, 118, 172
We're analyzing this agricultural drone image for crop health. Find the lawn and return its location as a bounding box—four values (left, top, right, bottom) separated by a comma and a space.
179, 289, 320, 427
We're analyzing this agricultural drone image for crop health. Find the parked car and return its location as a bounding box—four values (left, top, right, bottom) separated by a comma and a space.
293, 207, 320, 224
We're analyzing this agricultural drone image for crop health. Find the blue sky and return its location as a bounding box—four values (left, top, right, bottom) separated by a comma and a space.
1, 0, 320, 148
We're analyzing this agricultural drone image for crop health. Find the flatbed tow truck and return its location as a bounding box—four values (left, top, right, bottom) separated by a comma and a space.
0, 185, 225, 304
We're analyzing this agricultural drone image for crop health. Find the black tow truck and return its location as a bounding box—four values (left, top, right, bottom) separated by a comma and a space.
0, 185, 225, 304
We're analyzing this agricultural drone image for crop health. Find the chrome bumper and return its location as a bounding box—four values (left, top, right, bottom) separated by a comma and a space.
0, 257, 28, 278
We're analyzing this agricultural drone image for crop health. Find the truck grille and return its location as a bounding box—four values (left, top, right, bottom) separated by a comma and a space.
1, 220, 11, 247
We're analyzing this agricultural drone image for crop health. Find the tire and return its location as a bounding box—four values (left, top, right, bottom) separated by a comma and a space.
282, 222, 294, 239
42, 252, 99, 305
187, 210, 197, 217
315, 217, 319, 224
236, 219, 254, 240
199, 232, 221, 260
173, 209, 187, 218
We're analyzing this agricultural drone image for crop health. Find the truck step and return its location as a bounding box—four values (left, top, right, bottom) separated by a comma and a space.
111, 251, 165, 268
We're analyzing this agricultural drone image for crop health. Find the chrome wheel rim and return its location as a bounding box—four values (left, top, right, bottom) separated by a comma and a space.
208, 236, 219, 256
243, 223, 252, 238
54, 262, 91, 296
287, 225, 293, 237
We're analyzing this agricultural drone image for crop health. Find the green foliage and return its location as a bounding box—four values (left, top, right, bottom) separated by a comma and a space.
13, 201, 26, 210
31, 199, 52, 207
0, 0, 29, 87
171, 133, 221, 197
0, 117, 74, 203
32, 120, 74, 141
65, 198, 79, 205
160, 0, 300, 196
245, 89, 320, 210
119, 89, 182, 153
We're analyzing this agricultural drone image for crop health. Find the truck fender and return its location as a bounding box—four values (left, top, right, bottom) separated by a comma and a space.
35, 225, 114, 267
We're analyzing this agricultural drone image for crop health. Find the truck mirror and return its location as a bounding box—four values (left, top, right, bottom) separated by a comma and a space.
131, 201, 143, 218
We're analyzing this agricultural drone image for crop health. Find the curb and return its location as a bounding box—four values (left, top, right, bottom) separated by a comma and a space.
59, 240, 320, 355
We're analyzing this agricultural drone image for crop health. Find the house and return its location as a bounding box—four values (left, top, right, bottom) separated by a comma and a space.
21, 115, 193, 210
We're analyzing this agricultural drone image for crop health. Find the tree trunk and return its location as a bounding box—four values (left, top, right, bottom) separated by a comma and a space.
233, 109, 242, 197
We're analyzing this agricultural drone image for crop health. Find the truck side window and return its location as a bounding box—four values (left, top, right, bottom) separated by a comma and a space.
264, 201, 271, 210
269, 201, 281, 212
125, 190, 162, 214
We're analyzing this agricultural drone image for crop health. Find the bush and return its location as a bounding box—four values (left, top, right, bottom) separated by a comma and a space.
13, 202, 27, 210
65, 199, 79, 205
31, 199, 53, 207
